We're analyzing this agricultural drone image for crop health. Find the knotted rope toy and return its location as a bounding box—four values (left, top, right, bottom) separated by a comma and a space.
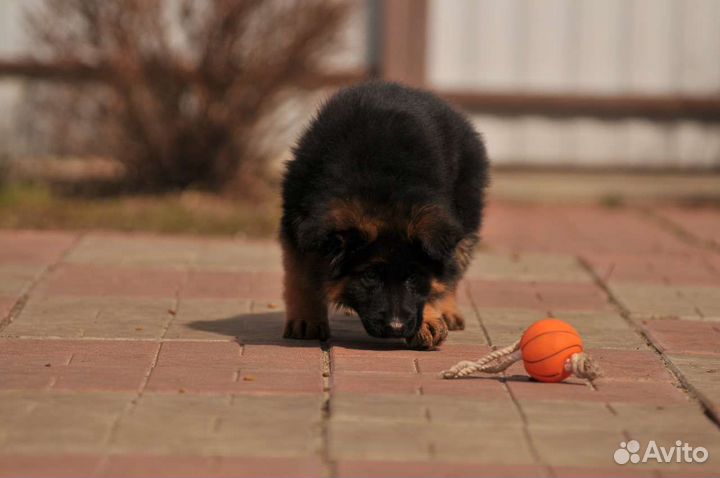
442, 318, 601, 382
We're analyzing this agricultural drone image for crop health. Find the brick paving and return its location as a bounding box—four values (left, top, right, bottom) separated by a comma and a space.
0, 203, 719, 477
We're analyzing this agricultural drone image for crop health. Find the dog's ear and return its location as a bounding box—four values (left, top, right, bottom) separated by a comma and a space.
408, 205, 464, 261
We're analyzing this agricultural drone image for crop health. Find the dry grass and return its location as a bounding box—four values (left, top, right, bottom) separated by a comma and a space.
0, 183, 279, 237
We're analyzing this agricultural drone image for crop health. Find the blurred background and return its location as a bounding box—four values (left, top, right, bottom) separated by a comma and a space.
0, 0, 718, 236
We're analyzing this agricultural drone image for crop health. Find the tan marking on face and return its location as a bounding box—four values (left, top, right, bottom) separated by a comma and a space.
326, 199, 382, 242
406, 204, 444, 241
430, 279, 447, 297
453, 234, 478, 272
325, 277, 349, 304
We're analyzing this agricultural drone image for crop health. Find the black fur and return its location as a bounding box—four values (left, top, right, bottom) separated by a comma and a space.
281, 81, 488, 345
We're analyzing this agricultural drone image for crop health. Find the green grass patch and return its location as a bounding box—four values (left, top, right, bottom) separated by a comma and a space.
0, 183, 279, 237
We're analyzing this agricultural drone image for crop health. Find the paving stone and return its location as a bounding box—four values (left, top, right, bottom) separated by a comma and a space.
551, 466, 664, 477
641, 319, 720, 355
610, 403, 719, 435
532, 428, 626, 466
181, 270, 283, 301
0, 391, 132, 454
332, 355, 417, 374
466, 280, 542, 310
112, 393, 321, 456
156, 341, 243, 366
423, 395, 520, 426
482, 203, 586, 254
137, 393, 322, 425
99, 455, 325, 478
679, 287, 720, 320
157, 343, 322, 374
557, 207, 694, 255
65, 234, 199, 268
193, 240, 283, 272
658, 464, 720, 477
483, 205, 693, 255
336, 460, 547, 478
610, 284, 703, 320
332, 372, 422, 395
534, 282, 612, 312
665, 354, 720, 420
439, 328, 490, 345
587, 349, 675, 382
0, 296, 16, 320
466, 252, 590, 283
329, 421, 432, 461
0, 454, 101, 478
64, 234, 284, 273
519, 400, 617, 431
467, 280, 610, 313
507, 376, 598, 400
225, 394, 323, 423
0, 230, 78, 265
164, 298, 254, 340
36, 264, 186, 298
331, 394, 520, 428
509, 378, 688, 406
3, 296, 176, 339
432, 425, 535, 464
594, 381, 690, 406
420, 374, 510, 399
658, 206, 720, 248
331, 394, 428, 423
241, 343, 324, 370
583, 252, 720, 286
0, 339, 156, 392
0, 264, 45, 297
147, 367, 322, 394
0, 338, 157, 366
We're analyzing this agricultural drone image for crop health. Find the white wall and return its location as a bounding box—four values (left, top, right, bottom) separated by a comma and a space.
427, 0, 720, 168
0, 0, 33, 155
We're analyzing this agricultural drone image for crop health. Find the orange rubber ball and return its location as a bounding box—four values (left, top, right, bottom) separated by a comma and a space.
520, 318, 584, 383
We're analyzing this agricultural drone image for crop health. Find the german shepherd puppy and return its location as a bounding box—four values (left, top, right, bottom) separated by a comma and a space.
280, 81, 488, 349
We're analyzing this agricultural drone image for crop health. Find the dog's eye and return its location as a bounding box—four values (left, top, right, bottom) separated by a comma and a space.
362, 270, 378, 283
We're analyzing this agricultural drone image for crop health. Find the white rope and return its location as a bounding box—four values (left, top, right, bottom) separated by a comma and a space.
565, 352, 600, 381
441, 340, 522, 378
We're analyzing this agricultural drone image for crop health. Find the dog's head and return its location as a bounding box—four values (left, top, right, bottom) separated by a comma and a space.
298, 200, 463, 338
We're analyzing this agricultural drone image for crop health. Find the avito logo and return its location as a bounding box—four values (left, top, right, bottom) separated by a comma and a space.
614, 440, 709, 465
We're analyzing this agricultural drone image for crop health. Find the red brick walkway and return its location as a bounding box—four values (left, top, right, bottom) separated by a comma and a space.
0, 203, 719, 477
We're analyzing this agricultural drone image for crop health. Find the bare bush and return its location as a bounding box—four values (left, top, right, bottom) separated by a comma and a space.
22, 0, 350, 193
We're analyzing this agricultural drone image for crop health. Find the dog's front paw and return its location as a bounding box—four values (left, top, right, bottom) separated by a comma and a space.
441, 310, 465, 331
434, 293, 465, 330
283, 318, 330, 340
405, 314, 448, 350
